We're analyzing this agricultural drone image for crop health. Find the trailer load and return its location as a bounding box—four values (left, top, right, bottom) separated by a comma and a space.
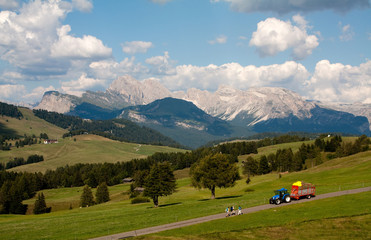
290, 181, 315, 199
269, 181, 316, 205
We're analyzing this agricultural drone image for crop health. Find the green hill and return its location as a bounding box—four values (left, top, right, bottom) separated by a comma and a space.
0, 134, 187, 173
0, 107, 66, 139
0, 140, 369, 239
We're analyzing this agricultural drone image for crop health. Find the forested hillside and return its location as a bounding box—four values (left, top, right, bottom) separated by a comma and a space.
33, 109, 183, 148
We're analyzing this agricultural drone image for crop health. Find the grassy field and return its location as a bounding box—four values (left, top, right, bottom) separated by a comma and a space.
0, 107, 66, 139
0, 134, 187, 172
142, 191, 371, 240
0, 145, 369, 240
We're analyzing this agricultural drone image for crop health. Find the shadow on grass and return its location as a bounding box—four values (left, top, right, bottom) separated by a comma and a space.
198, 195, 243, 202
147, 202, 182, 209
244, 188, 255, 192
0, 122, 19, 138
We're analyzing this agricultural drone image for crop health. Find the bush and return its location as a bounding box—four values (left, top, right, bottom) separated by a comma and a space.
131, 197, 150, 204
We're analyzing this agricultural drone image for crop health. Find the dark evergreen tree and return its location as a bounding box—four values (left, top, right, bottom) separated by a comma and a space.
258, 155, 270, 174
242, 156, 258, 178
80, 185, 95, 207
190, 153, 240, 199
95, 182, 110, 204
144, 162, 176, 207
133, 169, 149, 187
33, 192, 47, 214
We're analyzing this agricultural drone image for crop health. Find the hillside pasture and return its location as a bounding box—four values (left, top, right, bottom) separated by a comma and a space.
0, 134, 187, 173
0, 107, 66, 139
0, 148, 369, 239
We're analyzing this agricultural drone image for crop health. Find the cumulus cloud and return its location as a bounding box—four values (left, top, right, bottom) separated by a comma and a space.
160, 61, 310, 92
208, 35, 227, 45
61, 73, 105, 96
51, 25, 112, 59
307, 60, 371, 103
146, 51, 176, 75
122, 41, 153, 55
211, 0, 370, 14
23, 85, 56, 102
89, 57, 147, 80
339, 23, 354, 41
0, 0, 19, 10
0, 84, 26, 100
249, 16, 319, 60
0, 0, 110, 81
71, 0, 92, 12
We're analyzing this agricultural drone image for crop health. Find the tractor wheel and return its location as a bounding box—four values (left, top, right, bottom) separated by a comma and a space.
275, 199, 281, 205
285, 196, 291, 203
307, 195, 311, 199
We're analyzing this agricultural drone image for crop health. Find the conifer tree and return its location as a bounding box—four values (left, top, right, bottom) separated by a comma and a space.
258, 155, 270, 174
95, 182, 110, 204
80, 185, 95, 207
33, 192, 47, 214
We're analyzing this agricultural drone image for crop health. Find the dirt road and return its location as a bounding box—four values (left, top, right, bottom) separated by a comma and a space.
89, 186, 371, 240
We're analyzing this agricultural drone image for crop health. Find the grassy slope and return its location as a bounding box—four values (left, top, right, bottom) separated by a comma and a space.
147, 192, 371, 240
0, 142, 369, 240
0, 107, 66, 139
0, 134, 187, 172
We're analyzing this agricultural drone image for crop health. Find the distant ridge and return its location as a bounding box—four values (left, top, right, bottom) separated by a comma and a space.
35, 75, 371, 143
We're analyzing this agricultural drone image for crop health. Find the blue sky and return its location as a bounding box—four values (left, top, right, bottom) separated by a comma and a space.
0, 0, 370, 105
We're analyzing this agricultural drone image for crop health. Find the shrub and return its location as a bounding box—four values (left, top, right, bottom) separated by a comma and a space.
131, 197, 150, 204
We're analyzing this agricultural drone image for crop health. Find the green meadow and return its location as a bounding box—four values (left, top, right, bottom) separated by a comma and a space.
0, 142, 369, 240
0, 134, 187, 173
0, 107, 66, 139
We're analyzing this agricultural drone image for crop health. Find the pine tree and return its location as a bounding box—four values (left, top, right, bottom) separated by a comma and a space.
258, 155, 270, 174
190, 153, 240, 199
242, 156, 258, 177
80, 185, 95, 207
95, 182, 110, 204
33, 192, 47, 214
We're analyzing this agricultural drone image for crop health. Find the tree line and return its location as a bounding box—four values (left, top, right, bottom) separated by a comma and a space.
0, 102, 23, 119
242, 135, 370, 178
0, 155, 44, 170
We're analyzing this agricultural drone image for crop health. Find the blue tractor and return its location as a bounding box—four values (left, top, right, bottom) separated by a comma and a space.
269, 188, 291, 205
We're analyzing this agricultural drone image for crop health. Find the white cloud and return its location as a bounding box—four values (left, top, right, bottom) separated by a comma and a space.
160, 61, 310, 92
71, 0, 92, 12
0, 0, 110, 82
211, 0, 370, 14
249, 16, 319, 60
339, 23, 354, 41
208, 35, 227, 45
307, 60, 371, 103
145, 51, 176, 75
150, 0, 173, 4
0, 0, 19, 10
24, 85, 56, 102
89, 57, 147, 80
61, 73, 105, 96
122, 41, 153, 55
0, 84, 26, 99
51, 25, 112, 59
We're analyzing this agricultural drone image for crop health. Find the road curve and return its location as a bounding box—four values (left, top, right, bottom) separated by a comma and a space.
89, 186, 371, 240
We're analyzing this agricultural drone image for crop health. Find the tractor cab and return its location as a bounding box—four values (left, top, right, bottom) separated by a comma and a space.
269, 188, 291, 205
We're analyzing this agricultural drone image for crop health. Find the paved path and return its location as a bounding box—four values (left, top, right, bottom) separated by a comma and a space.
90, 186, 371, 240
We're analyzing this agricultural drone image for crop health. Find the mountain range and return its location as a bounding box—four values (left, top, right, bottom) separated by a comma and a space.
35, 75, 371, 147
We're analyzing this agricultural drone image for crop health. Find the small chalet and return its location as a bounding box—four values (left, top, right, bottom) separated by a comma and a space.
122, 178, 134, 183
44, 139, 58, 144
